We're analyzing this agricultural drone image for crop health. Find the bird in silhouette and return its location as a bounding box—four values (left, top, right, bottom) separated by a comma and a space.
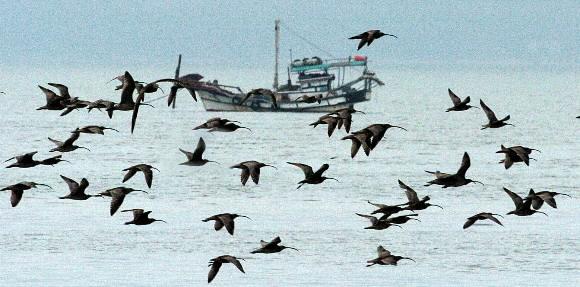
425, 152, 483, 188
193, 117, 240, 130
480, 99, 513, 129
122, 209, 166, 225
131, 77, 185, 133
207, 255, 245, 284
239, 88, 278, 109
366, 246, 414, 267
73, 125, 119, 135
230, 161, 276, 185
60, 97, 91, 116
202, 213, 251, 235
504, 187, 547, 216
398, 180, 443, 210
309, 115, 344, 137
384, 213, 420, 224
524, 189, 571, 209
349, 30, 397, 50
86, 99, 115, 117
287, 162, 338, 189
356, 123, 407, 150
496, 145, 540, 169
122, 164, 159, 188
250, 236, 299, 254
48, 132, 90, 153
5, 151, 43, 168
342, 130, 373, 158
327, 107, 365, 133
58, 175, 96, 200
107, 72, 153, 117
179, 138, 217, 166
40, 154, 70, 166
463, 212, 503, 229
36, 85, 68, 110
295, 94, 324, 104
208, 122, 251, 133
356, 213, 402, 230
1, 182, 52, 207
366, 200, 405, 219
446, 89, 478, 112
98, 187, 147, 216
167, 55, 201, 108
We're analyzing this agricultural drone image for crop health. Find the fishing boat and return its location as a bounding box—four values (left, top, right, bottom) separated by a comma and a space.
194, 20, 384, 112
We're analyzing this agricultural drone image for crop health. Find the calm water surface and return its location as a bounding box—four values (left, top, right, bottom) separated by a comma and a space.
0, 67, 578, 286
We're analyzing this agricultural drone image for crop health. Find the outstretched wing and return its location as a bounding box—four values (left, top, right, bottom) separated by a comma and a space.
480, 99, 498, 122
60, 175, 79, 192
448, 89, 461, 106
313, 164, 329, 178
192, 137, 206, 160
503, 187, 523, 209
377, 245, 391, 257
398, 180, 419, 203
287, 162, 314, 178
179, 148, 194, 161
456, 152, 471, 177
63, 132, 80, 146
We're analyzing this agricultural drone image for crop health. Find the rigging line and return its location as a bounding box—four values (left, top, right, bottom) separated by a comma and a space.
279, 22, 336, 58
143, 94, 169, 104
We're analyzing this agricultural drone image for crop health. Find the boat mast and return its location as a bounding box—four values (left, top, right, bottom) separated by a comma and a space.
273, 19, 280, 91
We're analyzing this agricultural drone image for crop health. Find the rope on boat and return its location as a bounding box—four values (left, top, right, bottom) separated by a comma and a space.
279, 22, 336, 58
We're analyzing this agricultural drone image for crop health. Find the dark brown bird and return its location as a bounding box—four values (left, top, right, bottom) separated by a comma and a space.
1, 182, 52, 207
287, 162, 338, 189
86, 99, 115, 117
463, 212, 504, 229
202, 213, 251, 235
179, 137, 217, 166
309, 115, 344, 137
73, 125, 119, 135
480, 99, 513, 129
356, 213, 402, 230
327, 107, 365, 133
342, 130, 372, 158
207, 255, 245, 284
60, 98, 91, 116
5, 151, 42, 168
366, 246, 415, 267
98, 187, 147, 216
446, 89, 478, 112
349, 30, 397, 50
425, 152, 483, 188
48, 83, 71, 99
108, 72, 153, 117
504, 187, 547, 217
239, 88, 278, 109
496, 145, 541, 169
208, 122, 251, 133
524, 189, 571, 209
122, 164, 159, 188
230, 161, 276, 185
167, 55, 200, 108
398, 180, 443, 211
367, 200, 405, 219
58, 175, 96, 200
356, 123, 407, 150
250, 236, 299, 254
48, 132, 90, 153
193, 117, 240, 130
131, 77, 184, 133
122, 209, 166, 225
384, 213, 420, 224
36, 85, 67, 110
40, 154, 70, 166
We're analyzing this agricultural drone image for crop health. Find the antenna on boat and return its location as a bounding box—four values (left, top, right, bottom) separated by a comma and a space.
273, 19, 280, 91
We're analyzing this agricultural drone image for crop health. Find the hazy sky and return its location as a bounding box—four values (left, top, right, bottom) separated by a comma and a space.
0, 1, 578, 70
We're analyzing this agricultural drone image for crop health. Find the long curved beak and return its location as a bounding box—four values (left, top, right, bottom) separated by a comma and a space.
38, 183, 52, 189
537, 211, 548, 217
140, 103, 155, 108
106, 77, 118, 84
392, 125, 407, 131
107, 128, 120, 132
531, 148, 541, 153
265, 164, 277, 170
158, 86, 165, 94
410, 218, 421, 222
493, 214, 505, 218
286, 246, 300, 252
151, 167, 161, 172
156, 219, 168, 223
135, 190, 148, 194
240, 126, 252, 132
473, 180, 484, 185
354, 109, 366, 114
239, 215, 252, 220
402, 257, 416, 263
80, 146, 91, 152
393, 224, 404, 229
432, 204, 444, 209
558, 193, 572, 198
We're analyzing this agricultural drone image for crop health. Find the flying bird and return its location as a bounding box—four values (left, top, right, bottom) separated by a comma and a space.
504, 188, 547, 217
496, 145, 540, 169
287, 162, 338, 189
239, 88, 278, 109
179, 137, 217, 166
398, 180, 443, 210
98, 187, 147, 216
193, 117, 240, 130
131, 78, 185, 133
207, 255, 245, 284
167, 54, 200, 108
230, 161, 276, 185
446, 89, 478, 112
202, 213, 251, 235
463, 212, 503, 229
73, 125, 119, 135
48, 132, 89, 153
480, 99, 513, 129
122, 209, 166, 225
250, 236, 299, 254
366, 246, 414, 267
1, 182, 51, 207
425, 152, 483, 188
349, 30, 397, 50
356, 213, 402, 230
58, 175, 96, 200
355, 123, 406, 150
524, 189, 571, 209
309, 115, 344, 137
122, 164, 160, 188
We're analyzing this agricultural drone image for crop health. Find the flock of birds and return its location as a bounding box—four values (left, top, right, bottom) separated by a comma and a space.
1, 29, 578, 284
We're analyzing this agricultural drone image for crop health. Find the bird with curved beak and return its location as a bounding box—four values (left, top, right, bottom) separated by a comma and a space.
122, 164, 160, 188
58, 175, 99, 200
1, 182, 52, 207
397, 180, 443, 211
179, 137, 218, 166
496, 145, 540, 169
5, 151, 43, 168
48, 132, 90, 153
98, 187, 148, 216
122, 209, 166, 225
504, 188, 547, 217
207, 255, 245, 284
524, 189, 571, 209
230, 161, 276, 185
250, 236, 299, 254
193, 117, 240, 130
40, 154, 71, 166
445, 89, 479, 112
425, 152, 484, 188
202, 213, 252, 235
73, 125, 119, 135
327, 107, 365, 133
480, 99, 514, 129
349, 30, 397, 50
463, 212, 503, 229
287, 162, 338, 189
366, 246, 415, 267
208, 122, 252, 133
